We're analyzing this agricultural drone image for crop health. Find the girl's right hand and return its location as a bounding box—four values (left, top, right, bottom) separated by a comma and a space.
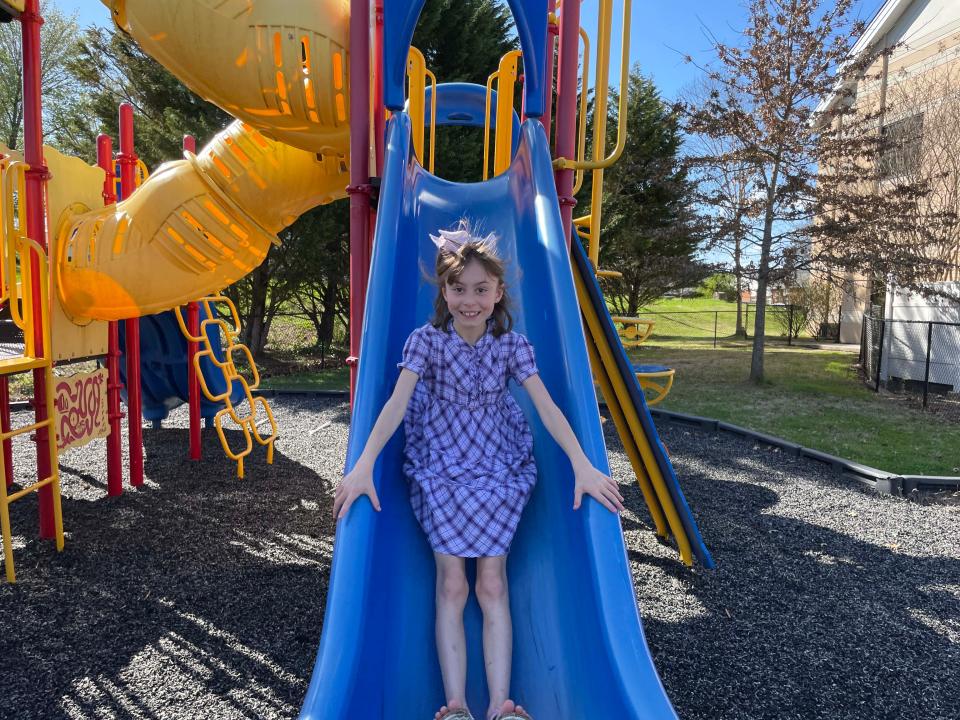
333, 460, 382, 519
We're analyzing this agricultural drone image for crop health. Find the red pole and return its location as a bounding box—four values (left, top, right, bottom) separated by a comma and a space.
118, 103, 143, 487
346, 0, 372, 405
97, 134, 124, 496
183, 134, 202, 461
553, 0, 582, 247
544, 0, 558, 150
373, 0, 385, 176
21, 0, 56, 537
0, 377, 11, 488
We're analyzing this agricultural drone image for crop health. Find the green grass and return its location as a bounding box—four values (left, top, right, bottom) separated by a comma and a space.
641, 297, 741, 312
258, 366, 350, 392
631, 342, 960, 476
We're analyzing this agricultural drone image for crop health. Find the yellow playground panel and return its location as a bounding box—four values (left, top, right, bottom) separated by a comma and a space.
175, 296, 277, 480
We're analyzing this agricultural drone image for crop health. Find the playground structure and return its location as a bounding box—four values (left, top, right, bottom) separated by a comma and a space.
1, 0, 711, 716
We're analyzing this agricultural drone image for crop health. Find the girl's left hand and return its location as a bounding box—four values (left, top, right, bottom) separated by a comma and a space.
573, 462, 625, 513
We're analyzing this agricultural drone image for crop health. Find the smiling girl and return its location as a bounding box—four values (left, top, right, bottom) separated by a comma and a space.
333, 221, 623, 720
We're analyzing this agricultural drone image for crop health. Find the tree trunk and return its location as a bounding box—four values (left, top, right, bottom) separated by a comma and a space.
243, 261, 270, 359
750, 210, 776, 383
734, 234, 744, 337
318, 273, 340, 359
626, 276, 641, 317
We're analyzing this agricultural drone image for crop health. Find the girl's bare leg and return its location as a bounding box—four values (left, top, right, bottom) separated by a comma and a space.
476, 555, 513, 720
435, 553, 470, 714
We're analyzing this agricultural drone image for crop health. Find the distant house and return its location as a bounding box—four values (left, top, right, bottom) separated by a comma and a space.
817, 0, 960, 343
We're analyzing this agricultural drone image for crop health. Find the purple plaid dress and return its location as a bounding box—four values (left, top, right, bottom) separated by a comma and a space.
398, 321, 539, 557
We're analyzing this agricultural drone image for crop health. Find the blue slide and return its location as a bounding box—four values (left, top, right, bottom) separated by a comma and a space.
118, 306, 243, 423
300, 110, 679, 718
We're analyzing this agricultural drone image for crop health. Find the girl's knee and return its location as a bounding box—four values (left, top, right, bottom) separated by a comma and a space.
475, 567, 508, 609
437, 567, 469, 607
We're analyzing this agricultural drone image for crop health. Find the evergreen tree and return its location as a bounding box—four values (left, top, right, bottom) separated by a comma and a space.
60, 27, 229, 166
412, 0, 517, 181
579, 66, 707, 315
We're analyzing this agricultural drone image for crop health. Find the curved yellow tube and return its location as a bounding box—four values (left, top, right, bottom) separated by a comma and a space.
56, 121, 348, 321
101, 0, 351, 155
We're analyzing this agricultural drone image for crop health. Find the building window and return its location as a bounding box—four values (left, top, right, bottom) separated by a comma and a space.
879, 113, 923, 179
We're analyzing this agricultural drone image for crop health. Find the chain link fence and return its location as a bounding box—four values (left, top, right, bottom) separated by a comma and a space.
631, 305, 840, 347
861, 314, 960, 415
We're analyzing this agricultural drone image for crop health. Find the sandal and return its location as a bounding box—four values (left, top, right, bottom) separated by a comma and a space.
491, 712, 531, 720
438, 710, 474, 720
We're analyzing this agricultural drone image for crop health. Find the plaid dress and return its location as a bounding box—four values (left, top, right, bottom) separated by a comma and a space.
398, 322, 539, 557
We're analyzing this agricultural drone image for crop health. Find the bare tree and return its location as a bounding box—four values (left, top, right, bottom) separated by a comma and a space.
684, 0, 954, 383
0, 1, 81, 150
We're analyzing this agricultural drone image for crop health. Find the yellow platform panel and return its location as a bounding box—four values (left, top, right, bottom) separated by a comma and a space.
43, 146, 109, 360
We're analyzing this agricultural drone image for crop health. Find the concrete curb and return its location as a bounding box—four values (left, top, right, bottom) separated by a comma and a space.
648, 407, 960, 498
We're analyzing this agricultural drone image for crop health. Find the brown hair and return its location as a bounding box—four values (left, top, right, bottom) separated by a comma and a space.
431, 241, 513, 337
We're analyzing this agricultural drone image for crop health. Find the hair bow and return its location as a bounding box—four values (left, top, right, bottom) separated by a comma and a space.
429, 225, 498, 255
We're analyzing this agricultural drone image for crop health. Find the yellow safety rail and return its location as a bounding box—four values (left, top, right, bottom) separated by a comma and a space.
0, 158, 65, 583
175, 296, 278, 479
483, 50, 521, 180
572, 250, 692, 566
406, 47, 437, 174
554, 0, 632, 269
572, 26, 591, 196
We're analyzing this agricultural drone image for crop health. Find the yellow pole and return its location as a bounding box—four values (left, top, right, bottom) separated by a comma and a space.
589, 0, 613, 269
493, 50, 521, 176
406, 48, 427, 166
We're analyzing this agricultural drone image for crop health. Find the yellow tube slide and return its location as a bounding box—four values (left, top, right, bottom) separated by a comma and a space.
57, 121, 347, 322
101, 0, 351, 155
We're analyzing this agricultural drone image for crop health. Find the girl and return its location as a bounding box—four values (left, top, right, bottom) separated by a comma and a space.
333, 222, 624, 720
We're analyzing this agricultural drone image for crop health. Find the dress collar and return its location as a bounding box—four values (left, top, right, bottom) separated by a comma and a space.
446, 318, 494, 349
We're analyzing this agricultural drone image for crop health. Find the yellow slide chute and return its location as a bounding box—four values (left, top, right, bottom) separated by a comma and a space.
56, 0, 352, 322
101, 0, 350, 155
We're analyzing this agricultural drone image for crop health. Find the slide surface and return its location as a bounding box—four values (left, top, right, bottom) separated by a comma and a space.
301, 112, 678, 718
119, 307, 242, 422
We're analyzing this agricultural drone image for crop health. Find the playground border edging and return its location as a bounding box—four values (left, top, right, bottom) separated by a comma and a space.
18, 392, 955, 498
647, 407, 960, 498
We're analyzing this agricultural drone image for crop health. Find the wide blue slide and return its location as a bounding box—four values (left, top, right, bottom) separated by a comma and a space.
300, 108, 679, 717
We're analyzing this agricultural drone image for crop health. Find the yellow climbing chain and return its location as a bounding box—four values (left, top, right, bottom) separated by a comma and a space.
175, 296, 277, 479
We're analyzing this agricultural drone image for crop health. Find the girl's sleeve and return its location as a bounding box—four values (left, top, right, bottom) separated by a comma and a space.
397, 327, 430, 377
508, 333, 539, 383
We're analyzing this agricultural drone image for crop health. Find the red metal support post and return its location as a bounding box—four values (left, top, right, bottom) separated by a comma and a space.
20, 0, 56, 536
97, 134, 124, 496
553, 0, 582, 246
346, 0, 372, 405
0, 378, 11, 488
373, 0, 385, 177
183, 134, 202, 461
118, 103, 143, 487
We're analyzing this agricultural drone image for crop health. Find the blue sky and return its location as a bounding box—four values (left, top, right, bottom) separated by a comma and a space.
55, 0, 888, 101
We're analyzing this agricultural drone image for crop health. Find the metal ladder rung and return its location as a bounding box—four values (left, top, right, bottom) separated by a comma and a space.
0, 417, 53, 442
4, 474, 56, 503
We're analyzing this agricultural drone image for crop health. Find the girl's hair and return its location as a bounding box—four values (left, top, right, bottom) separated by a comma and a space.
430, 223, 513, 337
